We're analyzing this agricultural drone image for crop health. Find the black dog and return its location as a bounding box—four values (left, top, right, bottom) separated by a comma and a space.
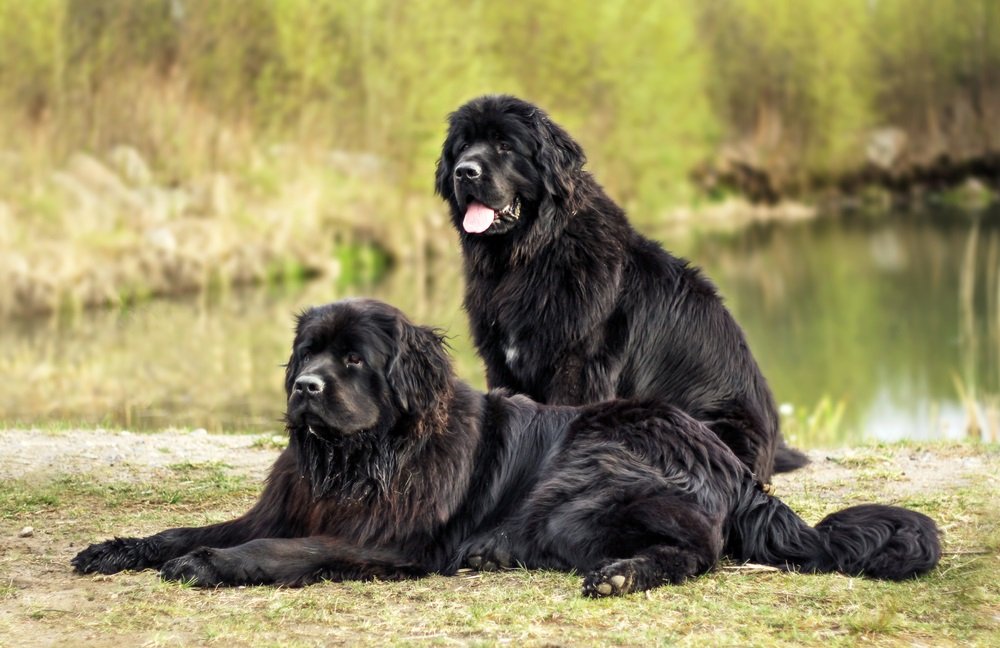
73, 299, 940, 594
436, 95, 806, 484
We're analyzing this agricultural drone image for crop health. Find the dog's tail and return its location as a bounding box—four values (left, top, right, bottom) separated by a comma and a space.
727, 484, 941, 580
773, 438, 810, 473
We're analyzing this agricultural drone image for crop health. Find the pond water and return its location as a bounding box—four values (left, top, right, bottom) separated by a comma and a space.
2, 205, 997, 447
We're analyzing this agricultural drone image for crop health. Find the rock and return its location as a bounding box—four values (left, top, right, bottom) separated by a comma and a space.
18, 526, 33, 538
866, 128, 908, 170
107, 145, 153, 186
146, 226, 178, 253
67, 152, 144, 213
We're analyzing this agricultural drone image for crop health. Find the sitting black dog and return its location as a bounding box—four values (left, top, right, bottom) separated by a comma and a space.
436, 95, 807, 483
73, 299, 940, 595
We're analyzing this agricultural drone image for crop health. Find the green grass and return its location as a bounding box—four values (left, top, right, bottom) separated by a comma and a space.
0, 441, 997, 646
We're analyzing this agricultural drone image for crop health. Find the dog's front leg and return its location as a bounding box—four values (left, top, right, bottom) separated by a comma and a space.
73, 450, 305, 575
159, 537, 426, 587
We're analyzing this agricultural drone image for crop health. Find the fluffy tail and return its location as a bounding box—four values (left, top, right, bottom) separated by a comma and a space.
728, 486, 941, 580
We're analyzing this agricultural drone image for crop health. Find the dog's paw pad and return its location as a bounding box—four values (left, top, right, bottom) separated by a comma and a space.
582, 568, 634, 597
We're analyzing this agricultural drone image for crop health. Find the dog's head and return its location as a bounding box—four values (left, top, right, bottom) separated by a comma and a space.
435, 95, 585, 238
284, 299, 452, 442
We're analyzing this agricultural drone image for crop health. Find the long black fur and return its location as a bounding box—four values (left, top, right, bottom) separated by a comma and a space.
72, 299, 940, 594
436, 94, 807, 483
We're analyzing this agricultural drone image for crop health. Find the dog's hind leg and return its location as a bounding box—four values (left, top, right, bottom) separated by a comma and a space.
578, 494, 723, 597
582, 545, 704, 596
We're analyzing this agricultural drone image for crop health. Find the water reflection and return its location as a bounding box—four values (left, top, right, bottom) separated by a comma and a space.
2, 206, 996, 445
684, 206, 1000, 443
0, 253, 478, 435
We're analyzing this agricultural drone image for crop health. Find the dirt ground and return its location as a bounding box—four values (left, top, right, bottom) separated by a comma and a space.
0, 429, 997, 647
0, 428, 278, 485
0, 429, 278, 647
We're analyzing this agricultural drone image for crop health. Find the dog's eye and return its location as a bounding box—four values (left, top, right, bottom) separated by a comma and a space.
497, 141, 511, 153
345, 352, 363, 367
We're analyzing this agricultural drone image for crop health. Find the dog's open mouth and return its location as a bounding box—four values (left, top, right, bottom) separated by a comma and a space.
463, 197, 521, 234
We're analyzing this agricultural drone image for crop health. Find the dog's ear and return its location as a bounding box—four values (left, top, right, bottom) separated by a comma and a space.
533, 111, 586, 203
387, 317, 452, 417
434, 134, 455, 201
284, 307, 316, 396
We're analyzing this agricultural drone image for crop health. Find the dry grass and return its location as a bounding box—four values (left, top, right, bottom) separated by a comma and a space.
0, 136, 443, 318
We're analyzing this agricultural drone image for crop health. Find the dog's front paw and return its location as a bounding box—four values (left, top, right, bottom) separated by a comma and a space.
160, 548, 224, 587
72, 537, 158, 575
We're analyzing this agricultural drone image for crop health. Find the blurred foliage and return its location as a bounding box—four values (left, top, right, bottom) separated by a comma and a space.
1, 0, 997, 208
0, 0, 998, 318
780, 396, 848, 449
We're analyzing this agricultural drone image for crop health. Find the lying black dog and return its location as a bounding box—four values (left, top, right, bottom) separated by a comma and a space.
436, 94, 806, 483
73, 299, 940, 595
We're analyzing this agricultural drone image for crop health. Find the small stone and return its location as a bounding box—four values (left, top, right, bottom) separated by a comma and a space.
609, 575, 626, 589
596, 582, 613, 595
18, 526, 33, 538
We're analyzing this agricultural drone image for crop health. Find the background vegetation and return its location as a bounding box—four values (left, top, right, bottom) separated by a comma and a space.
3, 0, 998, 198
1, 0, 997, 316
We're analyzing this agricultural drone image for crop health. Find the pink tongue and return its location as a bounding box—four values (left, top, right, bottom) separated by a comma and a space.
463, 202, 496, 233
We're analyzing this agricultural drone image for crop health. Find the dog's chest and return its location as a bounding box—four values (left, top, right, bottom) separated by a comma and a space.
487, 299, 552, 378
504, 341, 520, 368
471, 270, 565, 375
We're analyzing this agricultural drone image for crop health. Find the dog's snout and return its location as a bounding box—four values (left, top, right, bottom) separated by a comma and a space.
454, 160, 482, 181
293, 374, 325, 396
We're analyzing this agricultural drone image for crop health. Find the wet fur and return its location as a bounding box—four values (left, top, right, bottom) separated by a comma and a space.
436, 94, 807, 482
73, 300, 940, 594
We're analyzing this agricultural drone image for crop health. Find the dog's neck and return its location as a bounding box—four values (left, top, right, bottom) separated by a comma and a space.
286, 390, 459, 503
288, 420, 407, 502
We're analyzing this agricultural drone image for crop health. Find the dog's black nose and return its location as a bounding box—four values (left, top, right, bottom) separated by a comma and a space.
454, 160, 482, 180
293, 374, 324, 395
